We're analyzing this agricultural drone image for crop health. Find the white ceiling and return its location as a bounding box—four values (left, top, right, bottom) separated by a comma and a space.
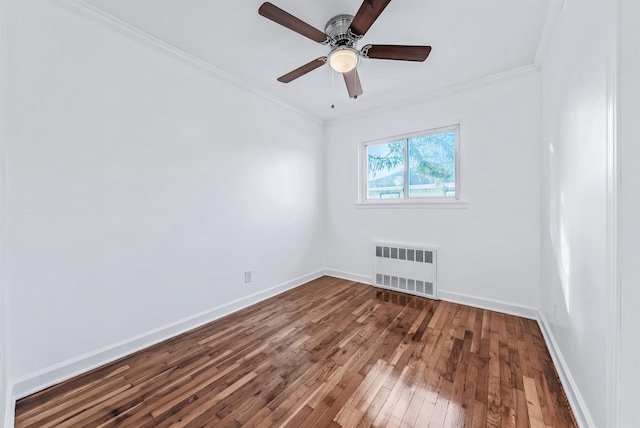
82, 0, 550, 121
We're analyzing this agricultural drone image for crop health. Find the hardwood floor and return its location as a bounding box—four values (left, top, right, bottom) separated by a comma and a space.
14, 276, 577, 427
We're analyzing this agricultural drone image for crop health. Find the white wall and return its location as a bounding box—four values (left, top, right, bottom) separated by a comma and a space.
324, 73, 541, 312
540, 1, 615, 426
0, 0, 9, 424
4, 0, 325, 391
618, 1, 640, 426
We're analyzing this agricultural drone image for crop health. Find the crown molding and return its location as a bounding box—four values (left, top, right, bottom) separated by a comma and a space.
327, 64, 539, 125
46, 0, 545, 127
45, 0, 322, 126
534, 0, 565, 70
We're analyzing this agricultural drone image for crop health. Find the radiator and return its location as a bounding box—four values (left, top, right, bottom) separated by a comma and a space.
373, 243, 438, 299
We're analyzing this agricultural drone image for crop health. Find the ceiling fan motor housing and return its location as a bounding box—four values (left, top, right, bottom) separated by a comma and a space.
325, 14, 355, 47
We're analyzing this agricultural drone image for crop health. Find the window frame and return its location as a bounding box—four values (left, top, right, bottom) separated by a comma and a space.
357, 123, 466, 208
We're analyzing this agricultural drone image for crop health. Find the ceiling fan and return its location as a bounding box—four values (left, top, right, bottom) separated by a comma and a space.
258, 0, 432, 99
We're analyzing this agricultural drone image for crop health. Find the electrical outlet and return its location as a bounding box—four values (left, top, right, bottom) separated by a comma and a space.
244, 271, 252, 283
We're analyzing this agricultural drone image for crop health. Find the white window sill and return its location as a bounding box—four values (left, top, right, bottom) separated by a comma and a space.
356, 199, 468, 209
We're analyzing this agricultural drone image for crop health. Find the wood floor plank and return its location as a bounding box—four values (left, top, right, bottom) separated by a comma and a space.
400, 365, 428, 427
371, 365, 412, 427
14, 277, 577, 428
443, 330, 472, 427
523, 376, 545, 428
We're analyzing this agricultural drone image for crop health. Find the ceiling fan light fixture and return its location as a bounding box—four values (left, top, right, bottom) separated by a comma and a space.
328, 47, 359, 73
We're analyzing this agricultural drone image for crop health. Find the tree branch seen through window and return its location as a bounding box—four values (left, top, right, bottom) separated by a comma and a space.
365, 127, 458, 200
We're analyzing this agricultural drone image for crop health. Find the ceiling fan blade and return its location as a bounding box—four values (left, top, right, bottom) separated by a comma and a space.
348, 0, 392, 38
363, 44, 432, 62
343, 68, 363, 99
277, 57, 327, 83
259, 2, 329, 44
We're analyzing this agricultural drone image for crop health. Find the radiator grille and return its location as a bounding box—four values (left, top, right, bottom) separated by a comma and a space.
373, 243, 437, 299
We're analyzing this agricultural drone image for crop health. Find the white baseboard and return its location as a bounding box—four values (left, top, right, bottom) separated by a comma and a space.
323, 269, 538, 320
323, 269, 372, 285
536, 312, 595, 428
9, 270, 324, 403
437, 290, 539, 320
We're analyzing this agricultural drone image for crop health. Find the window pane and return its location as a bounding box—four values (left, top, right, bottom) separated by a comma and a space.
407, 130, 456, 198
367, 141, 404, 199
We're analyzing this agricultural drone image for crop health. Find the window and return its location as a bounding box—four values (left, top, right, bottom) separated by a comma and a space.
360, 125, 460, 204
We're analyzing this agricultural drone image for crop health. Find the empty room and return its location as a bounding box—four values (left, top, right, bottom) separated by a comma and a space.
0, 0, 638, 427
